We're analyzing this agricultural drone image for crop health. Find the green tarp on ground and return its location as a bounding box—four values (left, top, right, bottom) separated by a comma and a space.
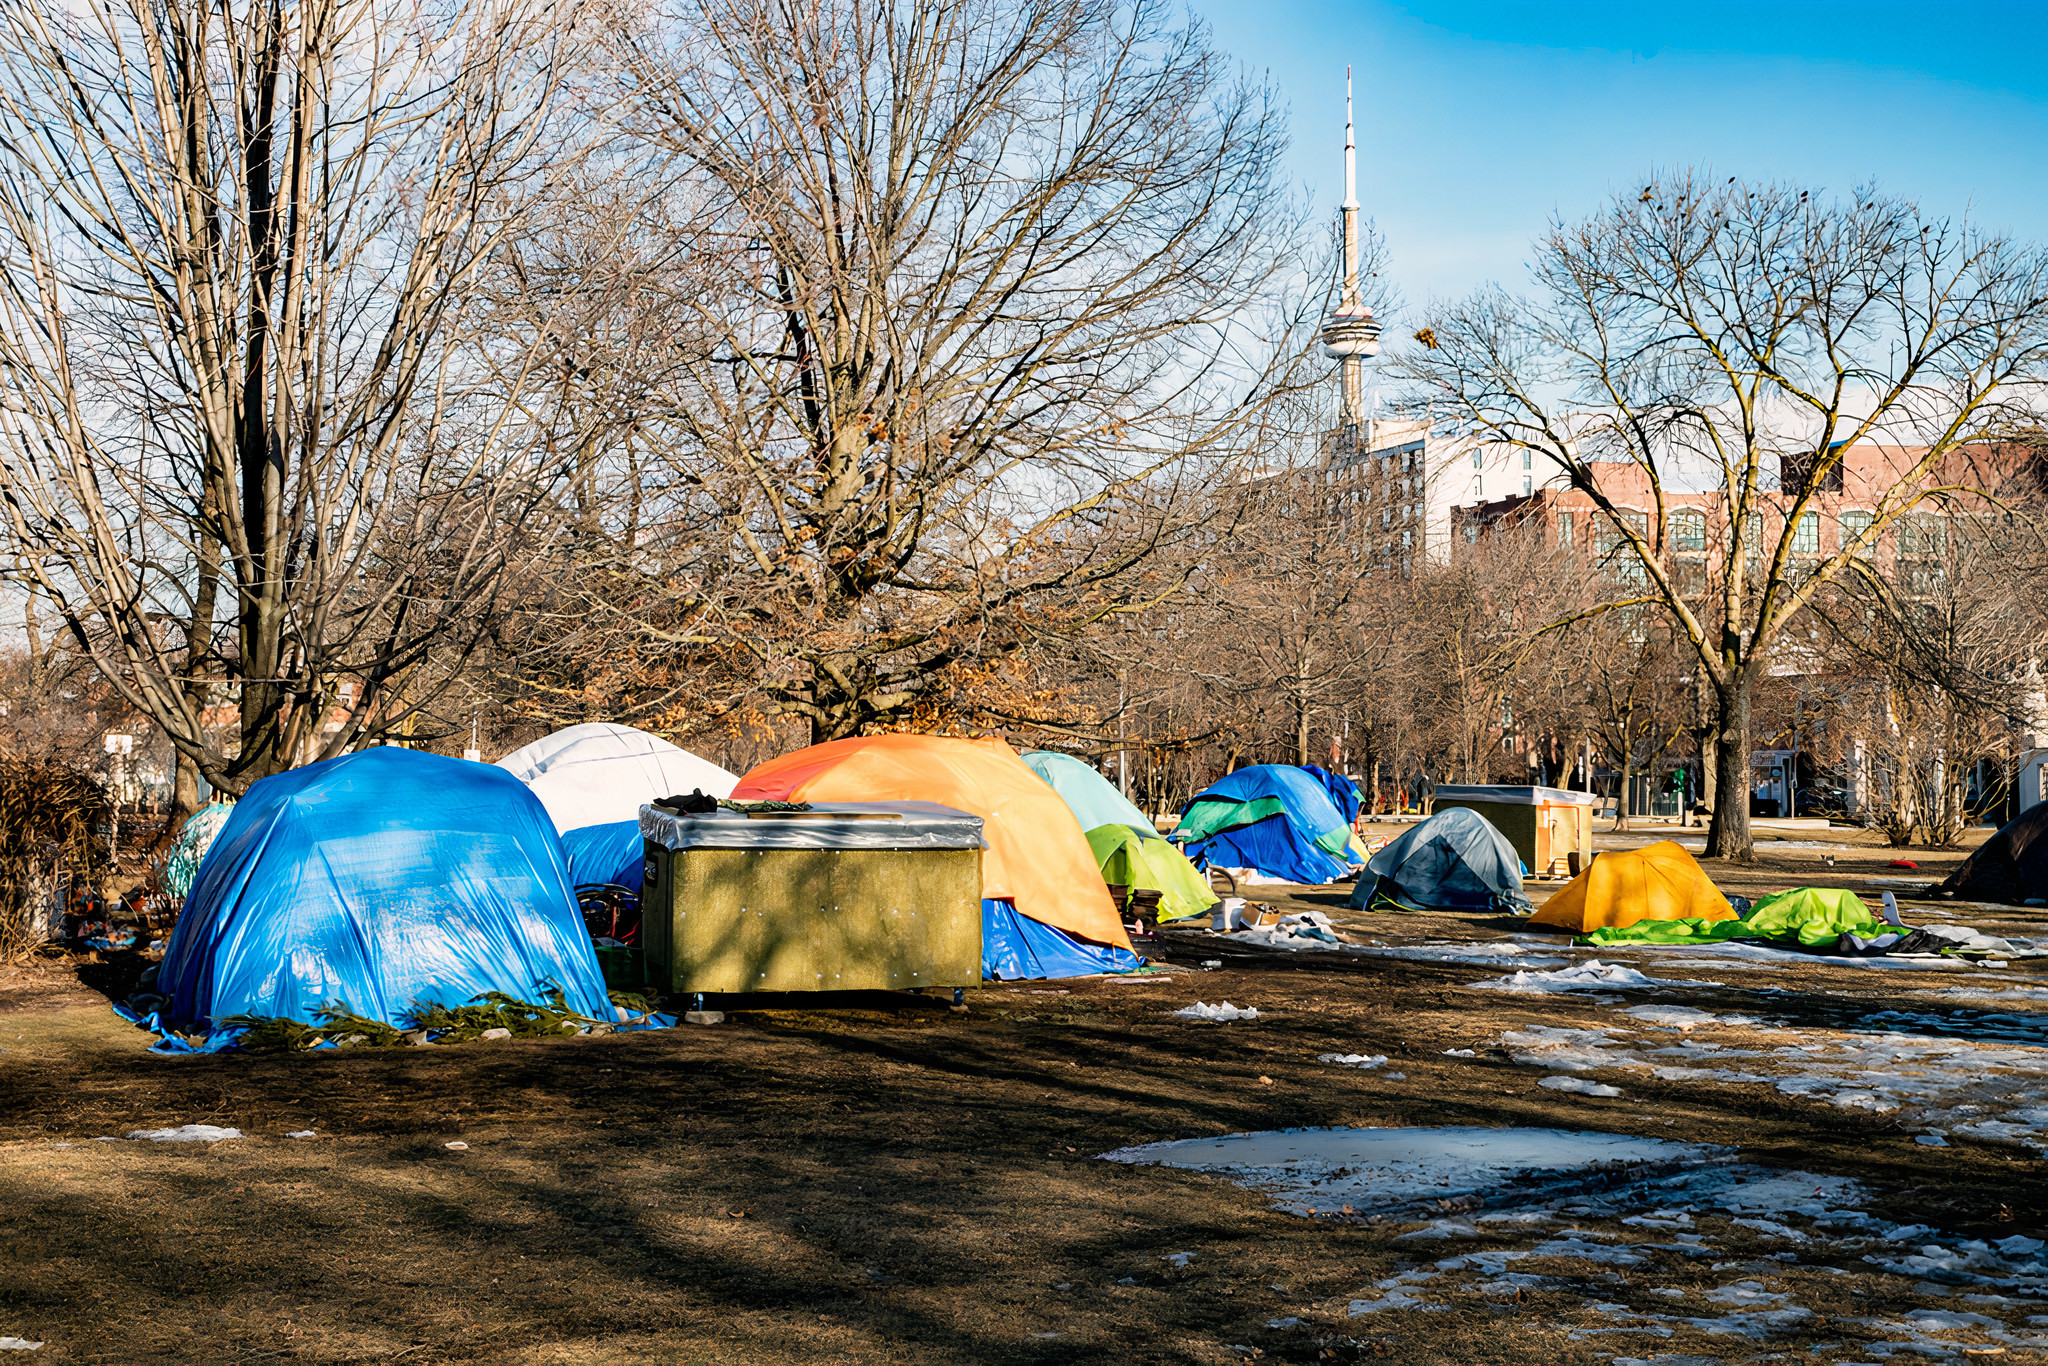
1085, 824, 1218, 923
1581, 886, 1877, 949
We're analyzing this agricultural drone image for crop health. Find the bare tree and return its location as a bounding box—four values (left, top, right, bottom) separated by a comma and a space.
0, 0, 588, 810
1404, 173, 2048, 858
1814, 511, 2048, 845
600, 0, 1317, 742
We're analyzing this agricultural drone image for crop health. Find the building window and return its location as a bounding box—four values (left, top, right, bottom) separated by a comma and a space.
1522, 449, 1532, 470
1401, 529, 1412, 549
1792, 512, 1820, 554
1522, 475, 1532, 496
1901, 515, 1945, 557
1557, 514, 1573, 546
1472, 476, 1484, 498
1471, 449, 1483, 469
1464, 523, 1479, 543
1840, 510, 1874, 556
1670, 509, 1706, 553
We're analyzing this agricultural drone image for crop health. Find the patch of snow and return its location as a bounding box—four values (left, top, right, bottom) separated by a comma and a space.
122, 1125, 241, 1143
1623, 1005, 1759, 1029
1470, 960, 1721, 994
1318, 1053, 1390, 1068
1161, 1251, 1195, 1267
1540, 1076, 1623, 1098
1172, 1001, 1259, 1023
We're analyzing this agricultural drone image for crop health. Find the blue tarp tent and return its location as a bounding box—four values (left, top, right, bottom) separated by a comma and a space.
1350, 806, 1530, 914
982, 898, 1143, 979
1019, 751, 1160, 837
158, 748, 612, 1034
1303, 765, 1362, 825
1173, 765, 1357, 885
562, 819, 646, 892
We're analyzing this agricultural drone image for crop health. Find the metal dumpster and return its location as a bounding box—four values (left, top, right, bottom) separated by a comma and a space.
1430, 785, 1599, 879
638, 801, 985, 996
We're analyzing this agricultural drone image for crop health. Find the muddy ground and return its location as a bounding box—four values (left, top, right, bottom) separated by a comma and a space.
2, 823, 2044, 1364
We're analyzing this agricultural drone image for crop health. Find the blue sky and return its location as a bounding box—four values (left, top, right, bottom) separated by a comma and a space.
1199, 0, 2048, 319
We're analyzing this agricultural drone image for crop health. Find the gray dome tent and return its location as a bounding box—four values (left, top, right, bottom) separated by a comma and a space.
1350, 806, 1530, 914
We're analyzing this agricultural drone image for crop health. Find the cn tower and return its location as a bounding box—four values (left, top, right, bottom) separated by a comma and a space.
1319, 68, 1381, 440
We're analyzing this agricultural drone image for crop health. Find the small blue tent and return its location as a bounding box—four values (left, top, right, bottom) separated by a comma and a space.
1350, 806, 1529, 914
1173, 765, 1357, 885
158, 747, 611, 1033
562, 819, 647, 892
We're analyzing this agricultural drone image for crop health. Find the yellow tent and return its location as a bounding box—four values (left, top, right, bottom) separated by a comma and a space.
1528, 840, 1734, 933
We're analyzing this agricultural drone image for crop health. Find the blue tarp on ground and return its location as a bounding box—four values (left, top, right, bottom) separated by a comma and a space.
1349, 806, 1530, 914
562, 819, 646, 892
982, 898, 1143, 980
1303, 765, 1362, 825
157, 748, 612, 1033
1175, 765, 1356, 885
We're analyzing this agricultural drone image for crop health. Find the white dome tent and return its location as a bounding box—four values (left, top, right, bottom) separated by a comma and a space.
494, 723, 739, 834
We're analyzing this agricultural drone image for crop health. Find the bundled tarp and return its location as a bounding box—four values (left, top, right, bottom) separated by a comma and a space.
163, 800, 235, 898
497, 723, 738, 834
157, 748, 611, 1037
1930, 802, 2048, 905
1528, 841, 1732, 933
1349, 806, 1530, 914
733, 735, 1140, 978
1086, 825, 1217, 922
1175, 765, 1357, 885
1581, 886, 1878, 949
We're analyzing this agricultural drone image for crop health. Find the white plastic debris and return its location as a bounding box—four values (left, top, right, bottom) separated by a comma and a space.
286, 1130, 317, 1139
1319, 1053, 1390, 1069
1173, 1001, 1259, 1023
444, 1141, 469, 1151
123, 1125, 242, 1143
0, 1338, 44, 1351
1539, 1076, 1623, 1098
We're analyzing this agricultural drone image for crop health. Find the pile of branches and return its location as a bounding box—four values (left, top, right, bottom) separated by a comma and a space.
0, 759, 110, 960
219, 988, 656, 1051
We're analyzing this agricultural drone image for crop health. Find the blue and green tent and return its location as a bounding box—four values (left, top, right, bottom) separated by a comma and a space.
1173, 765, 1357, 885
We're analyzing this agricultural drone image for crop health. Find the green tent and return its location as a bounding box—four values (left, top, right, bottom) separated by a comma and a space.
1085, 825, 1218, 923
1582, 886, 1877, 949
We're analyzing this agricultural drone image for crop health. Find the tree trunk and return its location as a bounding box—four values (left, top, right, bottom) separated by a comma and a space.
1613, 745, 1633, 832
1703, 675, 1755, 861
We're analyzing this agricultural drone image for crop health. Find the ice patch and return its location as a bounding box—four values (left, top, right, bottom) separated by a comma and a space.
1352, 941, 1570, 967
1100, 1125, 1718, 1215
1540, 1076, 1623, 1098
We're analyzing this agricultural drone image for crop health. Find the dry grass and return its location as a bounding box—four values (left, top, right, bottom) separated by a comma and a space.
0, 827, 2042, 1363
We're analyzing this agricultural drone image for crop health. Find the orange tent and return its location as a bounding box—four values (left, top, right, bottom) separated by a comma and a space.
732, 735, 1132, 953
1528, 840, 1734, 933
